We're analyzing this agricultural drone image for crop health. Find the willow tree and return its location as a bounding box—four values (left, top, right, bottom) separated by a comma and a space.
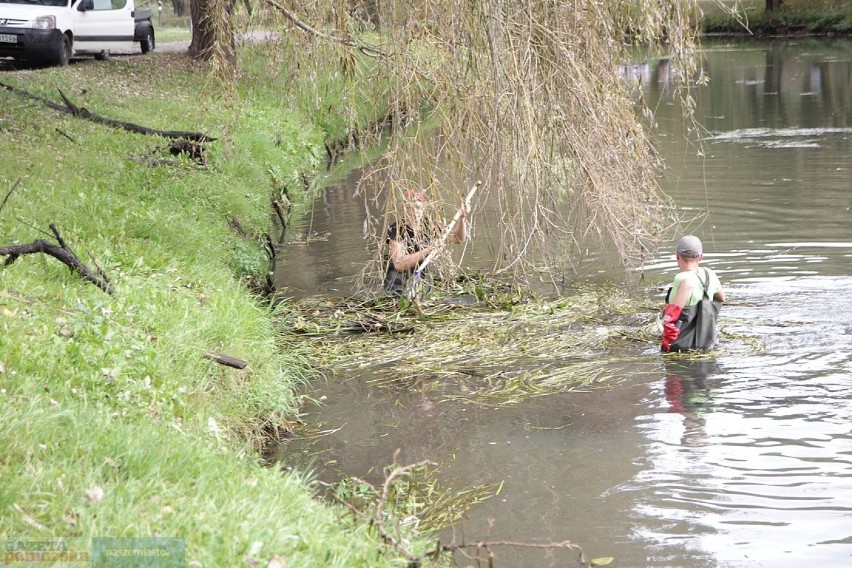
189, 0, 237, 68
226, 1, 708, 288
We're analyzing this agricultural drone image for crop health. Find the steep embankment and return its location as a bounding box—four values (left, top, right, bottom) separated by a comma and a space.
0, 48, 413, 565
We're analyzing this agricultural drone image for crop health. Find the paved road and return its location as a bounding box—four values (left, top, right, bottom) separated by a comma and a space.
0, 32, 277, 70
0, 42, 184, 71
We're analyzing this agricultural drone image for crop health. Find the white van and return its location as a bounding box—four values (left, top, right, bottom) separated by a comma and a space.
0, 0, 154, 66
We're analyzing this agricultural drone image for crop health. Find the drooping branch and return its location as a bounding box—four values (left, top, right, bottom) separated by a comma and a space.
0, 81, 215, 142
0, 224, 113, 294
261, 0, 384, 58
284, 0, 700, 288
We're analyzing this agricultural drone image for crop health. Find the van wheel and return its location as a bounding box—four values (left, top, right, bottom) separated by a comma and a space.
141, 28, 155, 54
95, 50, 110, 61
55, 35, 71, 67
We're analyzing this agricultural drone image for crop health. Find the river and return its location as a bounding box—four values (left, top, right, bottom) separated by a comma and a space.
272, 38, 852, 567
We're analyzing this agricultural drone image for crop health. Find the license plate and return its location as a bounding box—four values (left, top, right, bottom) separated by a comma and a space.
0, 34, 16, 43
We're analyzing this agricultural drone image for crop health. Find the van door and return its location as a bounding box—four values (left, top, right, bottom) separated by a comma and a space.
72, 0, 133, 55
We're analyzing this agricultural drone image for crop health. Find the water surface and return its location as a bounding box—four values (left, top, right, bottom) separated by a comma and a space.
274, 38, 852, 567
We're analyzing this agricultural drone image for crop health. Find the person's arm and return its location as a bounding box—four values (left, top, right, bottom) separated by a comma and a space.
708, 269, 726, 303
388, 238, 431, 272
447, 201, 469, 244
662, 276, 693, 352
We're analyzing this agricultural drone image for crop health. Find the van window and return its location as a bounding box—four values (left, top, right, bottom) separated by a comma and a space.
91, 0, 127, 9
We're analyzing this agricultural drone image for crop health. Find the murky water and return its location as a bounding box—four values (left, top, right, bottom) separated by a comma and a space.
273, 39, 852, 567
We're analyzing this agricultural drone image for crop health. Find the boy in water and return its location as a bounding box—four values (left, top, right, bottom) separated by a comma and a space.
384, 189, 469, 296
662, 235, 726, 352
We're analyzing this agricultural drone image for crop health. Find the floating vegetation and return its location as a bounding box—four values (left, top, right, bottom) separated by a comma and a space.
276, 282, 663, 407
331, 460, 501, 534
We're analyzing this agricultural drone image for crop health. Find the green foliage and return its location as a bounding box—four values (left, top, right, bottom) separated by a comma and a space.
0, 400, 396, 566
809, 13, 845, 30
701, 0, 852, 34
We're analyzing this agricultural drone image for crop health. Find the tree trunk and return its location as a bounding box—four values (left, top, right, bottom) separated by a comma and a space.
171, 0, 188, 17
765, 0, 782, 14
364, 0, 381, 30
188, 0, 236, 70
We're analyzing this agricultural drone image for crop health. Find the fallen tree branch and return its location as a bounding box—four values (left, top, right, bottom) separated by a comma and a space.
349, 452, 437, 565
336, 449, 592, 567
55, 128, 76, 143
0, 224, 113, 294
0, 81, 215, 142
202, 350, 248, 369
56, 89, 214, 142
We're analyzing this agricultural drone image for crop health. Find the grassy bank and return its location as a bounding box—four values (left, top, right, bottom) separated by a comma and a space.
700, 0, 852, 35
0, 48, 418, 565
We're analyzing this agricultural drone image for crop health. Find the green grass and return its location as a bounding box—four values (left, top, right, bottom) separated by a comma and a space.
0, 45, 418, 565
1, 400, 394, 566
156, 26, 192, 43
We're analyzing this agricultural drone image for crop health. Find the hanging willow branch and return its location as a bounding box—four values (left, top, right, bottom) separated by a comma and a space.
261, 0, 383, 58
246, 1, 711, 290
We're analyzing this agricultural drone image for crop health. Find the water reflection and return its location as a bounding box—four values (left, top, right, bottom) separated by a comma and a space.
662, 358, 721, 447
634, 345, 852, 566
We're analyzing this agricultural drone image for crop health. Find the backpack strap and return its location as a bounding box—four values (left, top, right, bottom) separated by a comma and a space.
699, 268, 711, 300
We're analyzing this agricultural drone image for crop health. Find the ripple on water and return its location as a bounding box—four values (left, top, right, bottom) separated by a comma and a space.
628, 345, 852, 565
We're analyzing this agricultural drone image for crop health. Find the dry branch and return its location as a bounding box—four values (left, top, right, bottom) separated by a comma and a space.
202, 350, 248, 369
262, 0, 383, 58
349, 452, 437, 564
0, 224, 113, 294
0, 81, 214, 142
342, 449, 591, 567
0, 177, 22, 216
169, 139, 207, 163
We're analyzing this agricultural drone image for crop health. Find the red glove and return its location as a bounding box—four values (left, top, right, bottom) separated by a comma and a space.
661, 304, 683, 352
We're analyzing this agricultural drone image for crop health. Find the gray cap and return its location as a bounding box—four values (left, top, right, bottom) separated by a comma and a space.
676, 235, 703, 258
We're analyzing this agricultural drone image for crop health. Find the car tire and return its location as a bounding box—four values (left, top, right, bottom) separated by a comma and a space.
55, 34, 71, 67
140, 28, 154, 54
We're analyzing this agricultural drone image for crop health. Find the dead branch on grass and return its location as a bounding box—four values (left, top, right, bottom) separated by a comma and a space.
202, 350, 248, 369
0, 81, 215, 142
0, 224, 113, 294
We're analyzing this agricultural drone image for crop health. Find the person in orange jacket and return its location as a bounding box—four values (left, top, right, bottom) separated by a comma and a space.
661, 235, 726, 352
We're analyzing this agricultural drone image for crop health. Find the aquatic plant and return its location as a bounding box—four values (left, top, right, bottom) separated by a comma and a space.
277, 282, 662, 407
